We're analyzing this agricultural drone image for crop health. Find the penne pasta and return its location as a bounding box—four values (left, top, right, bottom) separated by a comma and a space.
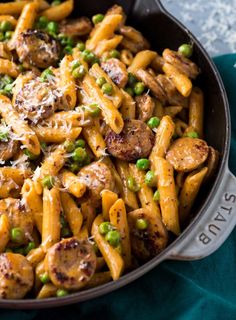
8, 2, 38, 50
32, 126, 82, 144
39, 0, 73, 21
0, 214, 10, 252
120, 89, 136, 120
155, 157, 180, 235
0, 58, 19, 78
179, 167, 208, 225
82, 122, 107, 158
91, 214, 124, 280
0, 95, 40, 155
101, 189, 118, 221
109, 199, 131, 268
41, 187, 61, 250
128, 50, 157, 74
81, 74, 124, 134
189, 87, 204, 138
115, 159, 139, 210
60, 170, 86, 198
60, 192, 83, 236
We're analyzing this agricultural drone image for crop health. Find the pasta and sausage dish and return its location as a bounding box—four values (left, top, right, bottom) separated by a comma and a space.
0, 0, 219, 300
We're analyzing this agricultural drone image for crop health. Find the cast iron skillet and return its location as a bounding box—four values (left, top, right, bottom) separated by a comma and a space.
1, 0, 236, 309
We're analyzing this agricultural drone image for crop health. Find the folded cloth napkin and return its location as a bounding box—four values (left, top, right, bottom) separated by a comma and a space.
1, 54, 236, 320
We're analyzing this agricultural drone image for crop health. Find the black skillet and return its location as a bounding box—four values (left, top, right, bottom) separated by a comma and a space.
1, 0, 236, 309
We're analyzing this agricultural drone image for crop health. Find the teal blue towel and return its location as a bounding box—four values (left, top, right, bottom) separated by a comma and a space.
1, 54, 236, 320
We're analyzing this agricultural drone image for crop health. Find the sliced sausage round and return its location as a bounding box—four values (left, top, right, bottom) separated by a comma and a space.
14, 75, 62, 123
166, 137, 209, 172
101, 58, 128, 88
135, 94, 155, 122
105, 119, 155, 161
59, 17, 92, 37
0, 253, 33, 299
0, 198, 33, 244
16, 29, 60, 69
44, 238, 96, 290
128, 208, 168, 260
77, 162, 115, 206
0, 137, 18, 161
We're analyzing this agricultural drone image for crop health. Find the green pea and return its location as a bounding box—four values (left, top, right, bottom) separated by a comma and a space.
72, 65, 86, 79
0, 32, 4, 41
127, 176, 140, 192
5, 31, 13, 40
88, 103, 101, 117
128, 73, 137, 87
136, 218, 148, 230
41, 175, 54, 189
134, 82, 145, 95
136, 158, 150, 171
40, 141, 47, 150
0, 129, 9, 142
56, 289, 68, 297
38, 16, 48, 29
61, 227, 71, 238
64, 140, 75, 153
40, 68, 53, 82
153, 189, 160, 201
72, 147, 87, 163
145, 170, 156, 187
66, 37, 75, 47
96, 76, 106, 87
10, 227, 24, 243
2, 74, 13, 85
186, 131, 199, 138
0, 21, 13, 32
105, 230, 121, 247
4, 83, 13, 95
76, 41, 85, 51
178, 43, 193, 58
124, 87, 134, 96
75, 139, 86, 148
18, 64, 25, 72
82, 49, 96, 63
64, 45, 73, 55
23, 149, 38, 160
102, 82, 113, 95
147, 117, 160, 129
39, 272, 50, 284
47, 21, 59, 34
24, 241, 35, 254
58, 33, 67, 43
99, 222, 113, 235
71, 60, 81, 71
69, 162, 81, 173
51, 0, 61, 6
92, 14, 104, 25
110, 49, 120, 59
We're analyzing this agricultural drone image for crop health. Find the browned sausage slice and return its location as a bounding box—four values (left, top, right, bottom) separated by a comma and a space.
105, 119, 155, 161
0, 129, 18, 161
166, 137, 209, 172
0, 198, 33, 244
16, 30, 60, 69
101, 58, 128, 88
163, 49, 200, 79
0, 253, 33, 299
119, 26, 150, 54
59, 17, 92, 37
135, 69, 166, 104
135, 94, 155, 121
44, 238, 96, 290
77, 162, 115, 206
14, 75, 62, 123
128, 208, 168, 260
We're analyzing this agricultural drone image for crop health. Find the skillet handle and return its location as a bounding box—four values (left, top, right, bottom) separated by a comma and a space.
132, 0, 166, 16
169, 167, 236, 260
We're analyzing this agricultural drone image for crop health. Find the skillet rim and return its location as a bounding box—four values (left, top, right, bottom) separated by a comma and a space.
0, 0, 231, 309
